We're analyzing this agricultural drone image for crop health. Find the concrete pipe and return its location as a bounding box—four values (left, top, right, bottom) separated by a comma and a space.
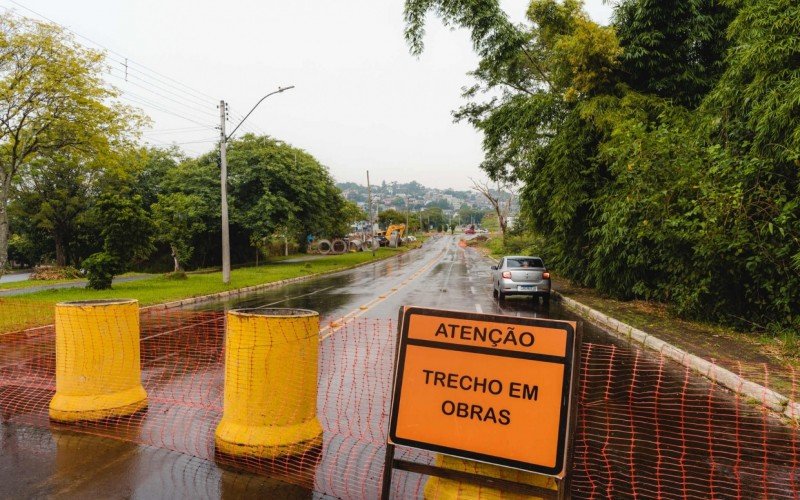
49, 299, 148, 422
215, 308, 323, 459
317, 239, 332, 255
331, 239, 347, 254
348, 239, 362, 252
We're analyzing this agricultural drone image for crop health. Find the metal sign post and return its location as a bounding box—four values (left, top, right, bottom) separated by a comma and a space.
382, 306, 581, 499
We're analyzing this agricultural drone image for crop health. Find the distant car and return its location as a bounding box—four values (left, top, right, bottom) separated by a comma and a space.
491, 256, 551, 305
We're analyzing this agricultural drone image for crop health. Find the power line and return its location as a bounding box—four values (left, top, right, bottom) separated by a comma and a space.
1, 3, 219, 135
117, 88, 213, 125
118, 93, 211, 128
168, 138, 219, 145
3, 1, 250, 162
110, 64, 218, 113
145, 126, 212, 133
228, 107, 266, 136
7, 0, 219, 106
106, 68, 217, 121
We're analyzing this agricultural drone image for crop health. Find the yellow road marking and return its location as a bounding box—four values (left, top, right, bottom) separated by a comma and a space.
319, 243, 450, 341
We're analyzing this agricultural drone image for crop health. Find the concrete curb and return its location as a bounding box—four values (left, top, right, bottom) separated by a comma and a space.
553, 290, 796, 420
143, 248, 418, 312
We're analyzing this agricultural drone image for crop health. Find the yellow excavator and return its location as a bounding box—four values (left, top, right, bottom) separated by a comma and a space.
385, 224, 406, 239
381, 224, 406, 247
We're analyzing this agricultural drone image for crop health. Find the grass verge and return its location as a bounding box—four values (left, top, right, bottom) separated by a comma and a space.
0, 248, 410, 333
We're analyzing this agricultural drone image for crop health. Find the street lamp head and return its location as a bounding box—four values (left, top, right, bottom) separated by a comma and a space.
225, 85, 295, 141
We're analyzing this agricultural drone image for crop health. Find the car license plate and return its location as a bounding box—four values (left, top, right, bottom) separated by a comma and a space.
518, 285, 536, 291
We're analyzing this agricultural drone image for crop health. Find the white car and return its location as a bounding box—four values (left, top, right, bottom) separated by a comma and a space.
491, 256, 551, 305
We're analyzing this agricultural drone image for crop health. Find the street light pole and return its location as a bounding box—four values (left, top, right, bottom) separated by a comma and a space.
219, 100, 230, 283
219, 86, 294, 284
405, 194, 409, 233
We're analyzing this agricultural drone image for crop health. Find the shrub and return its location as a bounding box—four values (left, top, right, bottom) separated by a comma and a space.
82, 252, 120, 290
30, 266, 82, 280
163, 270, 188, 280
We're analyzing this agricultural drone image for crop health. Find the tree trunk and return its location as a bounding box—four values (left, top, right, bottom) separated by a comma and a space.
171, 244, 182, 272
55, 235, 67, 267
0, 182, 9, 274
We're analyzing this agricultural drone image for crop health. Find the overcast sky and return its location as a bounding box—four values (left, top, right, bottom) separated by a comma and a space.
2, 0, 614, 189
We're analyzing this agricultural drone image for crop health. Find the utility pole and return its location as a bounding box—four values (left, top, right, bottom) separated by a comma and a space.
219, 100, 231, 284
218, 86, 294, 284
367, 170, 375, 256
405, 194, 409, 233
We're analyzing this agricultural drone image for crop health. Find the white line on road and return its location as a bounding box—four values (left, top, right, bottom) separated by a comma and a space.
475, 303, 483, 313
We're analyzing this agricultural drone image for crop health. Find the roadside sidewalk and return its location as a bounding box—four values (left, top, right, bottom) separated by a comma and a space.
552, 277, 799, 418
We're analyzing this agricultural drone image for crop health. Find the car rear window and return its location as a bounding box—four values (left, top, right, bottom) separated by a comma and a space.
506, 258, 544, 268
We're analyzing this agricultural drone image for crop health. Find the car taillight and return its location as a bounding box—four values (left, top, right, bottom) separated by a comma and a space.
502, 271, 512, 279
543, 272, 551, 279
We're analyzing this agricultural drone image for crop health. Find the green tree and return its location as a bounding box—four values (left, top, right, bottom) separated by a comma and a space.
706, 0, 800, 164
225, 135, 349, 244
13, 152, 95, 266
86, 193, 155, 288
419, 206, 446, 229
185, 135, 350, 260
7, 233, 35, 267
151, 192, 206, 272
613, 0, 734, 107
378, 208, 406, 227
0, 16, 140, 272
405, 0, 620, 277
132, 146, 183, 209
157, 155, 221, 267
341, 200, 367, 228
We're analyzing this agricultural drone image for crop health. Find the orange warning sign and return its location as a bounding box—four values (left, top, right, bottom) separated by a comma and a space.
388, 307, 577, 476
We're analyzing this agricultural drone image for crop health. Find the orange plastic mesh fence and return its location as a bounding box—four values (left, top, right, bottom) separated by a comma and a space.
1, 301, 798, 499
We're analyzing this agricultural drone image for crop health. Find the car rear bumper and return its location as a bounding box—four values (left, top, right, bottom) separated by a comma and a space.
499, 279, 551, 296
501, 290, 551, 297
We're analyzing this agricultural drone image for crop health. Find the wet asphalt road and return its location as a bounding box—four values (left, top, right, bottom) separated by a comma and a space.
2, 235, 796, 498
197, 234, 602, 337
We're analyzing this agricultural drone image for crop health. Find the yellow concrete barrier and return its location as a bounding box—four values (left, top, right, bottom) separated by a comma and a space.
215, 308, 323, 459
49, 299, 148, 422
424, 455, 558, 500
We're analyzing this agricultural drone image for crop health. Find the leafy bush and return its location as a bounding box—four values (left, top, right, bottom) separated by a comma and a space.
82, 252, 120, 290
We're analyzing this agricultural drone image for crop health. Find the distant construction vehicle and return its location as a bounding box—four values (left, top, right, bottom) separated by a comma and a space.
382, 224, 406, 248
